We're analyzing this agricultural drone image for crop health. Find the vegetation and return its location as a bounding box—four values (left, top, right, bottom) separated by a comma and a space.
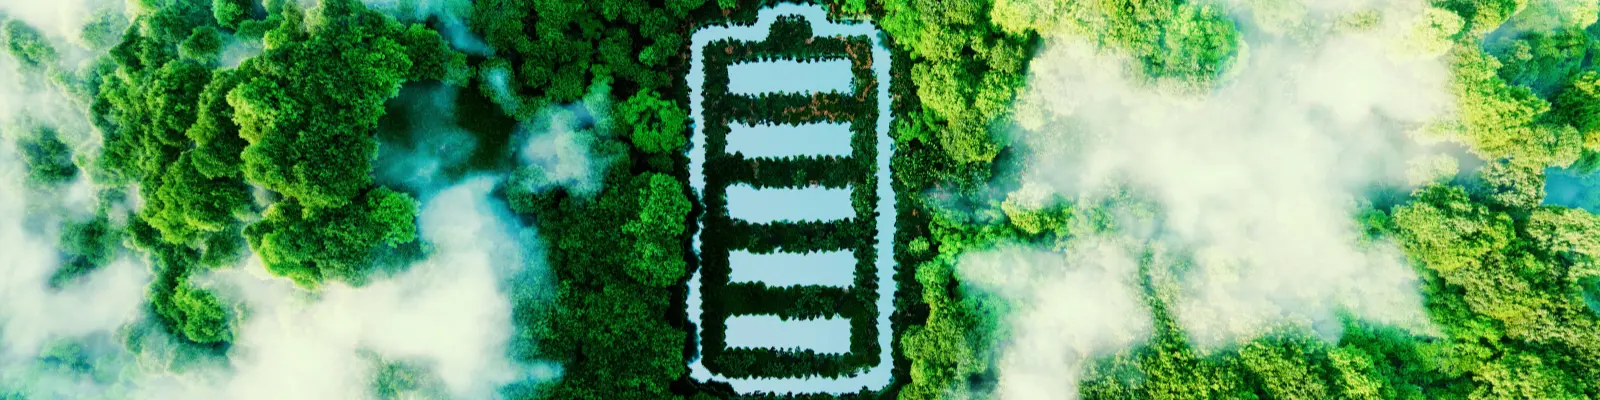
893, 0, 1600, 399
16, 0, 1600, 398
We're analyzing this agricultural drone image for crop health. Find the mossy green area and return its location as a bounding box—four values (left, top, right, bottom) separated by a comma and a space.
7, 0, 1600, 399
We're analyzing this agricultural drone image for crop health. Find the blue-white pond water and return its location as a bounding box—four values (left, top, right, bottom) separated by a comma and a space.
724, 185, 855, 223
686, 3, 896, 394
724, 316, 853, 354
725, 122, 854, 158
728, 250, 857, 288
726, 59, 854, 95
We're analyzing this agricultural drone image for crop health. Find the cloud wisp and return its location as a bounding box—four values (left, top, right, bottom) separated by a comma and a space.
962, 0, 1460, 397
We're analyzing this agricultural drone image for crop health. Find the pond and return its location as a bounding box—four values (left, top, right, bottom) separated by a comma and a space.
724, 184, 855, 224
685, 3, 896, 395
1543, 167, 1600, 212
725, 122, 854, 158
726, 59, 854, 95
724, 315, 853, 354
728, 250, 857, 288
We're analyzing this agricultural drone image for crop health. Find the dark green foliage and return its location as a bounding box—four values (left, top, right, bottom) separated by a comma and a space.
230, 0, 422, 209
84, 0, 470, 347
509, 144, 691, 398
80, 9, 129, 50
1491, 28, 1591, 97
49, 214, 120, 288
17, 127, 78, 187
468, 0, 697, 120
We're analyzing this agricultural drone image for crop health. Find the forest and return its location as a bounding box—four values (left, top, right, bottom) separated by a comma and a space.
1, 0, 1600, 399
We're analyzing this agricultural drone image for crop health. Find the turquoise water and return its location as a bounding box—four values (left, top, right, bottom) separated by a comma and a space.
725, 122, 853, 158
1543, 167, 1600, 212
726, 59, 854, 95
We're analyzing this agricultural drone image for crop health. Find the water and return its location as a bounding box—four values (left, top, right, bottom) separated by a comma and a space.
685, 3, 897, 394
725, 122, 853, 158
728, 250, 857, 288
1543, 167, 1600, 212
724, 316, 853, 354
726, 60, 854, 95
724, 184, 855, 223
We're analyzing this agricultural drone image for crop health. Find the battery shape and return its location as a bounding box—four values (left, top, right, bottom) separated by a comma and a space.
685, 4, 896, 395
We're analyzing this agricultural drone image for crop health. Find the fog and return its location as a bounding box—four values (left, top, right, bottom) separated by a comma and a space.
0, 2, 566, 398
965, 0, 1459, 397
195, 177, 558, 399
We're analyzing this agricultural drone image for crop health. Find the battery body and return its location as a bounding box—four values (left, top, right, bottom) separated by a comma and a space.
685, 4, 896, 395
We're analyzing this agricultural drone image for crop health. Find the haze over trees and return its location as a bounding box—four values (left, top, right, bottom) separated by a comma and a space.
8, 0, 1600, 398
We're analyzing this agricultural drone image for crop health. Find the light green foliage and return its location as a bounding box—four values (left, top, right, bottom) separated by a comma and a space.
213, 0, 254, 29
178, 26, 222, 62
2, 19, 56, 70
1404, 7, 1465, 57
1505, 0, 1600, 32
621, 173, 690, 287
1236, 337, 1332, 399
1001, 182, 1071, 235
245, 187, 419, 288
169, 282, 233, 344
899, 260, 1005, 400
1447, 45, 1570, 165
1442, 0, 1527, 36
882, 0, 1030, 166
370, 358, 449, 399
1480, 160, 1547, 208
617, 89, 687, 154
1392, 185, 1514, 273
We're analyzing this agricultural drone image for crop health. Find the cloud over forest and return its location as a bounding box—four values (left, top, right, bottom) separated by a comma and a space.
962, 0, 1466, 397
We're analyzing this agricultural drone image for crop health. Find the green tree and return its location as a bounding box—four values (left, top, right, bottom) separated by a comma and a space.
2, 19, 57, 70
617, 90, 687, 154
245, 187, 419, 288
621, 173, 689, 287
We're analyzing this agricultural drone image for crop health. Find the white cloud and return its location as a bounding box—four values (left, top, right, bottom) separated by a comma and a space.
964, 0, 1455, 397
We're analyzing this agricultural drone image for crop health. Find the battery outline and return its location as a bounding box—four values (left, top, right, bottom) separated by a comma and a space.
685, 3, 897, 395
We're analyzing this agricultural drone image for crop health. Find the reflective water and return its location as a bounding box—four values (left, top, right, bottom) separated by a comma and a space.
728, 250, 857, 288
725, 122, 854, 158
724, 184, 855, 223
685, 3, 897, 394
726, 59, 854, 95
724, 315, 853, 354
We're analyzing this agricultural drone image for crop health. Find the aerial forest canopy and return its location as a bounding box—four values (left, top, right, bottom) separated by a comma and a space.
4, 0, 1600, 399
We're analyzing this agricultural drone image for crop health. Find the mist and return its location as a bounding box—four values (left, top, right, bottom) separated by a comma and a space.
194, 176, 558, 399
965, 0, 1459, 397
0, 2, 568, 398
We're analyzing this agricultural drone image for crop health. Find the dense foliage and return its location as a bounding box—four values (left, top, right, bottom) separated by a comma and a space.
20, 0, 1600, 398
894, 0, 1600, 399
